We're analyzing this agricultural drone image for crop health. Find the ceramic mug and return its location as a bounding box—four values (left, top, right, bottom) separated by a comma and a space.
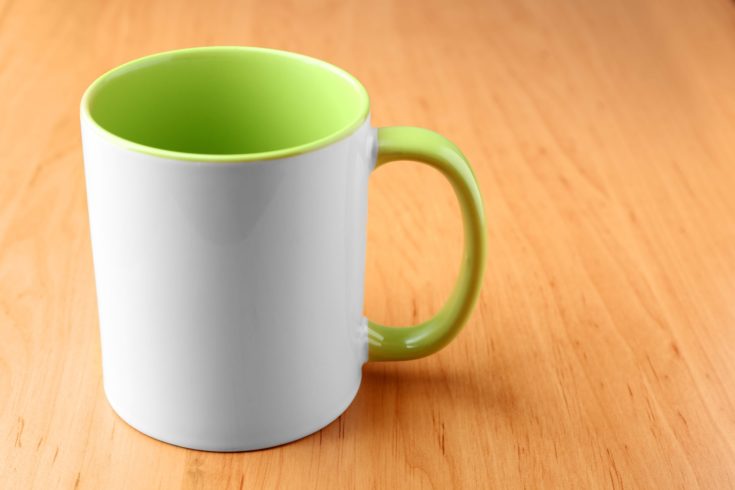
81, 46, 487, 451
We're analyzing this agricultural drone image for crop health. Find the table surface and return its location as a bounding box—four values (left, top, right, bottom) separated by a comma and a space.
2, 0, 735, 487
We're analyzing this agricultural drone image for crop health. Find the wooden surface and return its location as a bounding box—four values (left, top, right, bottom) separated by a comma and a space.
2, 0, 735, 487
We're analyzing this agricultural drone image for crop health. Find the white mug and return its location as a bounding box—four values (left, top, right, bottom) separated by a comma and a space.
81, 47, 487, 451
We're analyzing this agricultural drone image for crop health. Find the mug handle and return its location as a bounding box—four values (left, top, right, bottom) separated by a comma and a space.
367, 126, 488, 361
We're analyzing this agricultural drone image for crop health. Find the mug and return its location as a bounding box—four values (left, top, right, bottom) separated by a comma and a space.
81, 46, 487, 451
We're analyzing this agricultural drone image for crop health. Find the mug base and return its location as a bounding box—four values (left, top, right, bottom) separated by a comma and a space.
103, 382, 361, 452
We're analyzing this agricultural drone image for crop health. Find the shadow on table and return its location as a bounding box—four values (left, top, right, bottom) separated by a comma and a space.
292, 355, 518, 449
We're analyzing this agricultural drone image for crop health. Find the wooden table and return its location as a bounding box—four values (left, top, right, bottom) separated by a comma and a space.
2, 0, 735, 487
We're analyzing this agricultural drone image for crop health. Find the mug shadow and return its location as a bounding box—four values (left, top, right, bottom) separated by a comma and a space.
290, 354, 519, 450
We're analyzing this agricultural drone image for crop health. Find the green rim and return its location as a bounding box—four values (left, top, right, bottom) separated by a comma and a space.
80, 46, 370, 163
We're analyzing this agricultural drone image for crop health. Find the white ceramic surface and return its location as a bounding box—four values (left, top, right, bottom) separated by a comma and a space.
82, 115, 375, 451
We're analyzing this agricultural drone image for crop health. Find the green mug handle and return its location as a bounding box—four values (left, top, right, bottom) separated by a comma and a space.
367, 127, 488, 361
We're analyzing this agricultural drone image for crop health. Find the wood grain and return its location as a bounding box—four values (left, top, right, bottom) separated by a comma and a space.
2, 0, 735, 487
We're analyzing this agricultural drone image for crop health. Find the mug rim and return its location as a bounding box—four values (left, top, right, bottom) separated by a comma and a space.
80, 46, 371, 163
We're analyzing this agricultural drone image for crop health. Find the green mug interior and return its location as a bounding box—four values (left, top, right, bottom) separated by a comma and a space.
82, 47, 369, 161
